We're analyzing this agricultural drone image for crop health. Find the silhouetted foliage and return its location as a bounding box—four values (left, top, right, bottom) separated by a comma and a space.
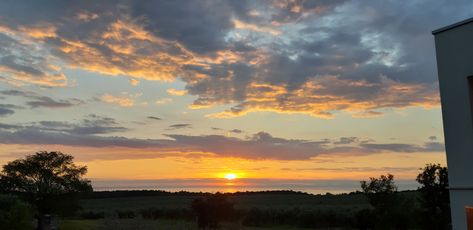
242, 207, 355, 229
0, 195, 34, 230
360, 174, 402, 229
139, 208, 193, 220
191, 193, 236, 229
0, 151, 92, 229
416, 164, 450, 230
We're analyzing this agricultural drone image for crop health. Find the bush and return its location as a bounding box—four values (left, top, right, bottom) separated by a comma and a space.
0, 195, 34, 230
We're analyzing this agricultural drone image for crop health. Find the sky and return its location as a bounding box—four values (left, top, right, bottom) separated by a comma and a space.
0, 0, 471, 192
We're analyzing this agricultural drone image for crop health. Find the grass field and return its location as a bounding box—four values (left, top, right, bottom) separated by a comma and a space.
80, 192, 371, 214
61, 190, 419, 229
60, 219, 319, 230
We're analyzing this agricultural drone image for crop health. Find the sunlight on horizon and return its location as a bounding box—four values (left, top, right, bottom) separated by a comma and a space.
224, 173, 237, 180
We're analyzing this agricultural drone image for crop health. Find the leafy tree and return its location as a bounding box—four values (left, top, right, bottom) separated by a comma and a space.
0, 151, 92, 229
360, 174, 400, 229
416, 164, 450, 229
191, 193, 235, 229
360, 174, 397, 210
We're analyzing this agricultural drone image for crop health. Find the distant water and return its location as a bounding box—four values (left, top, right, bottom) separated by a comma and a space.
91, 178, 419, 194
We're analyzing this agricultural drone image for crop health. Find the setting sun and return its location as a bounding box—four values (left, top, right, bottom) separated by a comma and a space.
224, 173, 237, 180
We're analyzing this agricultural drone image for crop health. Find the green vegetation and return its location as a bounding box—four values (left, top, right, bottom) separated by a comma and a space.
0, 195, 34, 230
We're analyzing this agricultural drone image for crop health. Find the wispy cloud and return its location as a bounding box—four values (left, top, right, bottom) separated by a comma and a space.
147, 116, 162, 121
0, 119, 445, 161
167, 124, 192, 130
167, 88, 187, 96
0, 104, 22, 117
155, 98, 172, 106
100, 93, 141, 107
1, 89, 84, 108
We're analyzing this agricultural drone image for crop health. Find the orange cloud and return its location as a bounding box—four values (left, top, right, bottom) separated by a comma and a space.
155, 98, 172, 105
129, 78, 140, 86
204, 75, 440, 119
167, 88, 188, 96
233, 19, 282, 36
101, 93, 141, 107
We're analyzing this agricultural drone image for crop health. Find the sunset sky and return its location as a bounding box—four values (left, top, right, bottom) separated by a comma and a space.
0, 0, 471, 192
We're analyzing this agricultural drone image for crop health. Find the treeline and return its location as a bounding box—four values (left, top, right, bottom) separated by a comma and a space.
78, 189, 309, 200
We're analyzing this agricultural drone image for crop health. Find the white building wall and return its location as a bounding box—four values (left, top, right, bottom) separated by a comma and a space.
434, 18, 473, 230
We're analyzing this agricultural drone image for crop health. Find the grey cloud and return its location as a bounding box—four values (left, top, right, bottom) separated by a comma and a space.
167, 123, 192, 130
131, 0, 239, 53
1, 89, 84, 108
229, 129, 243, 134
147, 116, 162, 121
0, 122, 445, 160
334, 137, 358, 145
36, 114, 127, 135
360, 142, 445, 153
0, 104, 22, 117
287, 166, 418, 173
26, 97, 84, 108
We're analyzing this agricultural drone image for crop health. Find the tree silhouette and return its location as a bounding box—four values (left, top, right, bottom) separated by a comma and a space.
360, 174, 400, 228
0, 151, 92, 229
361, 174, 397, 210
191, 193, 235, 229
416, 164, 450, 230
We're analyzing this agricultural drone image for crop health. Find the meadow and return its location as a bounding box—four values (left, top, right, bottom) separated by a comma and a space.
57, 190, 419, 230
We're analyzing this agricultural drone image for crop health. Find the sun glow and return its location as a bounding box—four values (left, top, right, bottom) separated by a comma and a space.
224, 173, 237, 180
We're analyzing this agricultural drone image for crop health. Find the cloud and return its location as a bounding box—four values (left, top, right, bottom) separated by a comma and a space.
167, 88, 188, 96
100, 93, 141, 107
167, 124, 192, 130
27, 96, 84, 108
203, 76, 439, 119
0, 104, 22, 117
229, 129, 243, 134
0, 121, 445, 160
1, 114, 126, 136
155, 98, 172, 105
0, 0, 470, 116
129, 78, 140, 86
0, 30, 68, 87
334, 137, 358, 145
147, 116, 162, 121
233, 19, 281, 35
1, 89, 84, 108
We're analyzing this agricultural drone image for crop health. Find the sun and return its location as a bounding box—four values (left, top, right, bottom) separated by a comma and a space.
224, 173, 237, 180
